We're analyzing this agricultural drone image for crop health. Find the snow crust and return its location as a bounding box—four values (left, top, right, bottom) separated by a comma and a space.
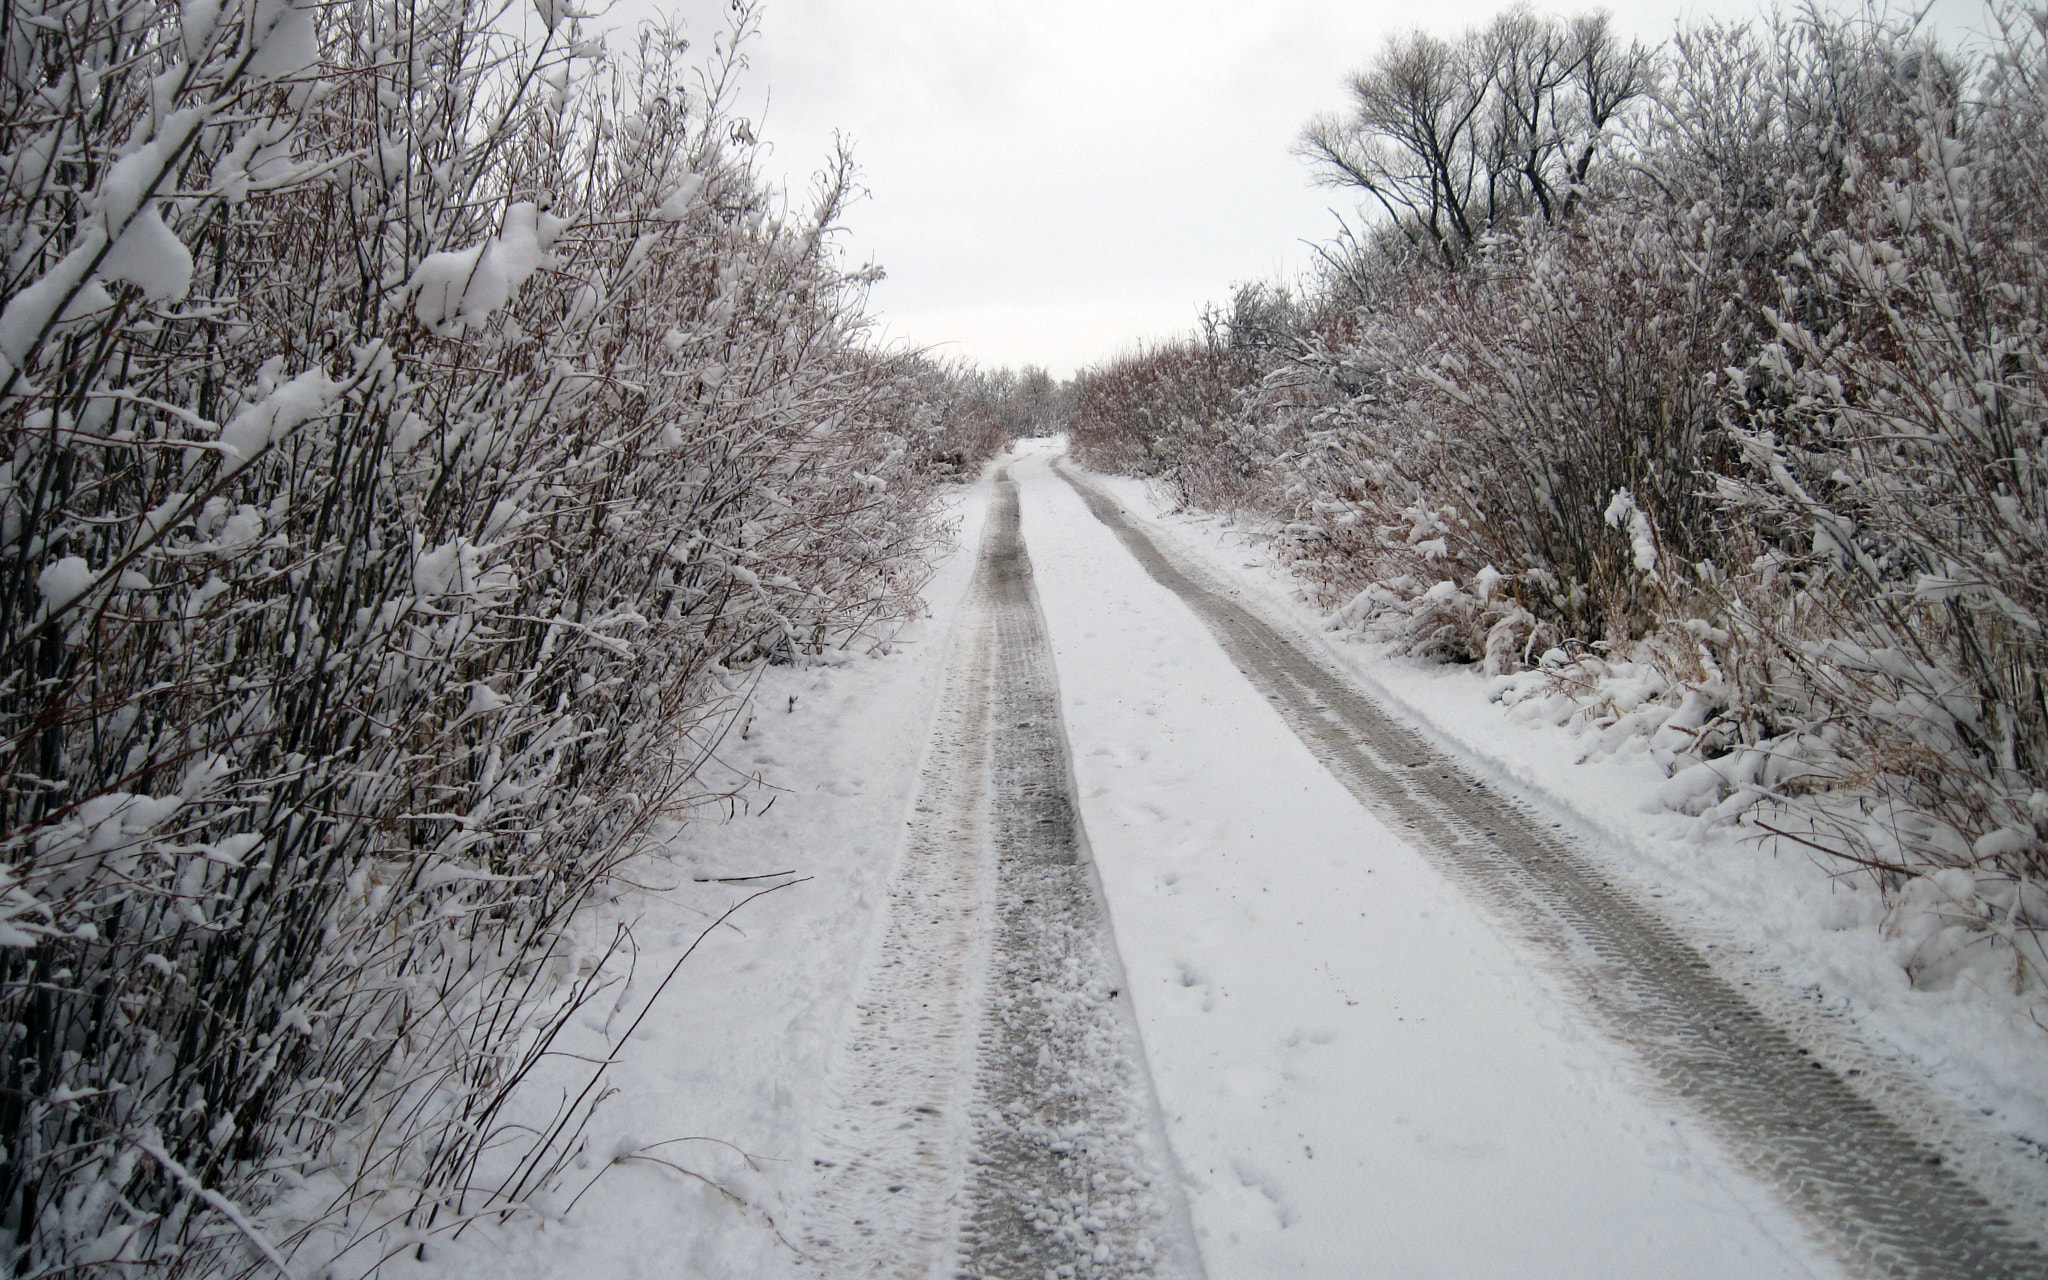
214, 360, 339, 460
1602, 486, 1659, 576
99, 203, 193, 300
0, 240, 103, 365
412, 203, 567, 336
246, 0, 318, 81
654, 173, 703, 220
36, 557, 94, 615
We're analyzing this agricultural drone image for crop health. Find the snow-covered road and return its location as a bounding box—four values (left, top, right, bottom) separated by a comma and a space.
413, 441, 2042, 1280
794, 467, 1197, 1279
1027, 450, 2043, 1279
1011, 447, 1842, 1278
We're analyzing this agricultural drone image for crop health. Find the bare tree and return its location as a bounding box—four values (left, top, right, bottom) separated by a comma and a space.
1299, 29, 1494, 267
1486, 9, 1581, 223
1298, 9, 1650, 267
1561, 14, 1655, 216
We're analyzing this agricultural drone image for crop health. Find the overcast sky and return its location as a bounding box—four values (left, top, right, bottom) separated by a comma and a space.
610, 0, 1997, 379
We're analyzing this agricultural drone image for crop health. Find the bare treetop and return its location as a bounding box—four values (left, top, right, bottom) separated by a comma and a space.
1297, 10, 1651, 267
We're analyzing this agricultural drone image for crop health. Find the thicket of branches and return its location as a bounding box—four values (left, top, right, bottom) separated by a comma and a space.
916, 363, 1066, 469
1070, 5, 2048, 987
0, 0, 999, 1274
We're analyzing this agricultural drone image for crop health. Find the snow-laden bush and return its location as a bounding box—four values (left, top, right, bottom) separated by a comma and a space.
0, 1, 954, 1273
1072, 6, 2048, 991
1272, 198, 1743, 661
1709, 7, 2048, 921
1066, 288, 1340, 514
1068, 344, 1241, 483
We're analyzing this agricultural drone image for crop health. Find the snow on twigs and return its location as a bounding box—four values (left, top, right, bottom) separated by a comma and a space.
1602, 489, 1659, 578
1070, 8, 2048, 1012
99, 203, 194, 300
0, 1, 1002, 1275
215, 361, 339, 460
411, 202, 568, 337
655, 172, 705, 220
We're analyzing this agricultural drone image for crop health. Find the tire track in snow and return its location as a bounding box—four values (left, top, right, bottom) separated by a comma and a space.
797, 469, 1198, 1280
1054, 460, 2045, 1280
793, 539, 995, 1278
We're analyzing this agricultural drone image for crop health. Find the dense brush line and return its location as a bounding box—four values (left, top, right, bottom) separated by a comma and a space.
0, 0, 994, 1273
1070, 6, 2048, 993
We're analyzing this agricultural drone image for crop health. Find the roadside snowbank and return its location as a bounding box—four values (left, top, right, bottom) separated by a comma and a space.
374, 483, 991, 1280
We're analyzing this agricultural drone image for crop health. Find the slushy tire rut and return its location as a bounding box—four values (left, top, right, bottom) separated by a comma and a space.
798, 471, 1197, 1280
1055, 461, 2046, 1280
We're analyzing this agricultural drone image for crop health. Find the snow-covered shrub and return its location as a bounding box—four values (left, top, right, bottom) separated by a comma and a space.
1275, 196, 1743, 662
1067, 341, 1247, 491
0, 1, 949, 1273
1067, 289, 1338, 514
1708, 8, 2048, 933
1074, 5, 2048, 987
902, 361, 1062, 472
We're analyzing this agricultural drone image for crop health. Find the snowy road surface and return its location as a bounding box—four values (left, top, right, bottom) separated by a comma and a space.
418, 441, 2042, 1280
1023, 449, 2039, 1279
1007, 449, 1831, 1279
795, 469, 1197, 1279
790, 440, 2038, 1279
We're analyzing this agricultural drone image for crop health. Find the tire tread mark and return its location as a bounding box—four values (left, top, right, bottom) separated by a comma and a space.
799, 471, 1197, 1280
954, 471, 1198, 1280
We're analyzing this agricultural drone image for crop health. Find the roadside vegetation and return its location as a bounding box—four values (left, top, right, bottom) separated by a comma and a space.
1070, 5, 2048, 996
0, 0, 1005, 1273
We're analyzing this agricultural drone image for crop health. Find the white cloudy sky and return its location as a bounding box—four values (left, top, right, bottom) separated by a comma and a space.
605, 0, 1995, 378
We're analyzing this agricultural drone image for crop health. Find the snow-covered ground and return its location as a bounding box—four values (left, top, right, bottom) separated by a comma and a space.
396, 437, 2042, 1280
